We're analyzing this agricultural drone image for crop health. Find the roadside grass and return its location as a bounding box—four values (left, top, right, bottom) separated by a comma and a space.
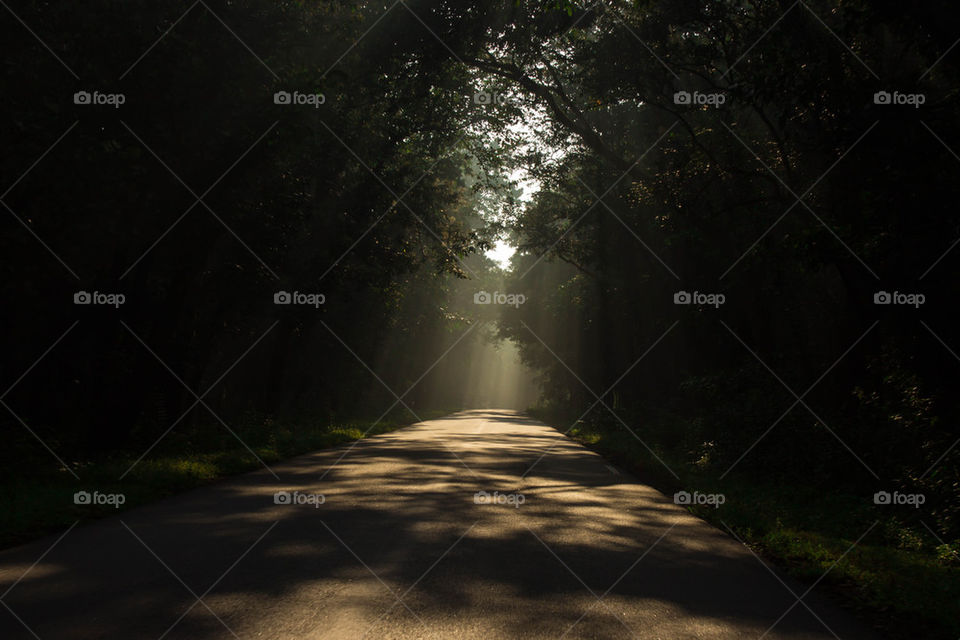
0, 409, 454, 550
529, 408, 960, 640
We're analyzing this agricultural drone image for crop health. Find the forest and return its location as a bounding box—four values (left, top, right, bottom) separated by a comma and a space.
2, 1, 959, 637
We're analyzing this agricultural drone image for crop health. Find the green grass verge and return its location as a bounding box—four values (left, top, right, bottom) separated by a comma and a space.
528, 408, 960, 640
0, 409, 454, 550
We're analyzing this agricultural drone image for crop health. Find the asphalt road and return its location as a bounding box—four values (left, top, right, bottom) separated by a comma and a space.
0, 410, 879, 639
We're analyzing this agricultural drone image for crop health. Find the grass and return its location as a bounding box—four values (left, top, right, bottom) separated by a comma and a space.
0, 409, 454, 550
529, 408, 960, 640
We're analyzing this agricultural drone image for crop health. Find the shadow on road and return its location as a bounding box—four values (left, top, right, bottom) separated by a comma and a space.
0, 410, 878, 639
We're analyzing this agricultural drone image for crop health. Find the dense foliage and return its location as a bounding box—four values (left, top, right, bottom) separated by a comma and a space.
465, 0, 960, 542
3, 0, 958, 559
1, 1, 508, 468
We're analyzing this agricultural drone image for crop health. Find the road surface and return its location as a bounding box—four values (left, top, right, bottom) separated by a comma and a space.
0, 410, 878, 639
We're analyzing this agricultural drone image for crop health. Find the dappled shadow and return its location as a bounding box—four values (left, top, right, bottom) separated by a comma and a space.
0, 410, 880, 639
